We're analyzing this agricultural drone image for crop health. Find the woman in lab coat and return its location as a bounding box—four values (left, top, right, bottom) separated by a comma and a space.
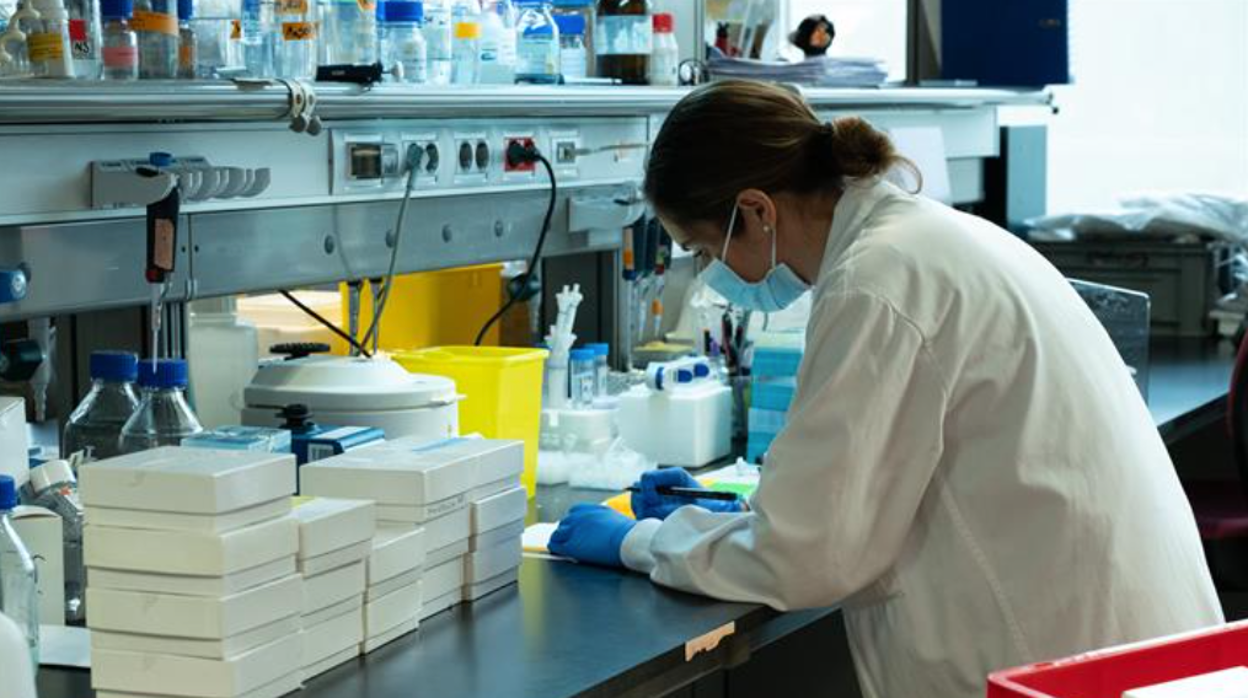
548, 80, 1224, 698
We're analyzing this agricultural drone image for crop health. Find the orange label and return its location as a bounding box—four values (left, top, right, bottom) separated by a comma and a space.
453, 21, 481, 39
27, 32, 66, 63
282, 21, 316, 40
178, 41, 193, 67
356, 0, 375, 11
131, 11, 178, 36
230, 19, 241, 39
276, 0, 308, 14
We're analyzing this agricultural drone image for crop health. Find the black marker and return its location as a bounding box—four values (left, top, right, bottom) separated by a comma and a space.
624, 486, 741, 502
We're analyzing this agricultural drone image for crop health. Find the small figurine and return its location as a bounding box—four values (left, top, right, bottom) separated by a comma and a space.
789, 14, 835, 58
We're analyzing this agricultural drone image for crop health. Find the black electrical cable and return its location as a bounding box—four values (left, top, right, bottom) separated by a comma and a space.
360, 144, 424, 351
474, 149, 557, 346
279, 290, 373, 358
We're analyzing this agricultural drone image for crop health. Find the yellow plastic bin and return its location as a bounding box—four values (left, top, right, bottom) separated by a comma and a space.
344, 265, 504, 350
394, 346, 548, 497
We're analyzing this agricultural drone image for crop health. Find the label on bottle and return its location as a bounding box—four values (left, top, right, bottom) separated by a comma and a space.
276, 0, 308, 15
103, 44, 139, 67
453, 20, 481, 40
131, 11, 178, 36
70, 19, 96, 59
178, 40, 193, 68
27, 32, 67, 63
282, 21, 316, 40
595, 15, 652, 56
356, 0, 375, 12
230, 19, 241, 39
69, 18, 87, 41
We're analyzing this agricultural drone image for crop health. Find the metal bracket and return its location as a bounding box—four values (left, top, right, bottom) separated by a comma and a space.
91, 155, 272, 208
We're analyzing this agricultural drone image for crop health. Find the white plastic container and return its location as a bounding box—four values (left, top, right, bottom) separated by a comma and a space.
188, 297, 259, 429
236, 292, 344, 358
617, 381, 732, 467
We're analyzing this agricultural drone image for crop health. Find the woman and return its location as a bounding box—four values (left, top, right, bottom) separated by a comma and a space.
549, 80, 1223, 698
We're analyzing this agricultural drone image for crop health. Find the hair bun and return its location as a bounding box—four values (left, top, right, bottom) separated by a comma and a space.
825, 116, 897, 178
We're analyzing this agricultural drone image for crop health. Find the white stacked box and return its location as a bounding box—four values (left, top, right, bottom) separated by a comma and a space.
80, 447, 302, 698
301, 437, 523, 621
291, 497, 374, 681
464, 485, 526, 602
361, 525, 425, 653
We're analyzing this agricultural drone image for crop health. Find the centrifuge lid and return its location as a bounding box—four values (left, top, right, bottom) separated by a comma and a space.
244, 355, 457, 412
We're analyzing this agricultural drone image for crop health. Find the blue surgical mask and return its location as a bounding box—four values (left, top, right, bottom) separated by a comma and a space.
702, 205, 811, 313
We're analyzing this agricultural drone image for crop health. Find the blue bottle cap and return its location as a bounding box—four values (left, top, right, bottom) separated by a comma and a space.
149, 152, 174, 167
693, 362, 710, 378
178, 0, 193, 20
137, 358, 189, 389
91, 351, 139, 383
570, 348, 595, 362
0, 475, 16, 510
101, 0, 133, 19
381, 0, 422, 22
553, 13, 584, 36
584, 342, 609, 356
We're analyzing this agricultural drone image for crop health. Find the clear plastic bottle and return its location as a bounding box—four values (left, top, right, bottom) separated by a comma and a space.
134, 0, 179, 77
25, 0, 75, 77
119, 358, 205, 454
569, 348, 595, 407
421, 0, 450, 84
177, 0, 196, 76
0, 475, 39, 673
449, 0, 479, 84
549, 0, 589, 74
68, 0, 102, 78
514, 0, 556, 83
319, 0, 374, 65
191, 0, 233, 76
27, 461, 84, 625
62, 351, 141, 463
647, 10, 674, 86
272, 0, 315, 77
101, 0, 139, 79
379, 0, 425, 82
476, 0, 514, 84
240, 0, 273, 76
553, 12, 583, 80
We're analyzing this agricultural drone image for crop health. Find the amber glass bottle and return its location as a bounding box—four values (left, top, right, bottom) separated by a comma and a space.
594, 0, 651, 84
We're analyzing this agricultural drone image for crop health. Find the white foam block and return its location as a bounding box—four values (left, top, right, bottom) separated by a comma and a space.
427, 539, 469, 569
87, 498, 292, 534
367, 525, 426, 586
1124, 667, 1248, 698
464, 538, 521, 585
301, 438, 521, 508
292, 497, 376, 560
302, 606, 362, 668
469, 519, 525, 553
367, 568, 422, 603
302, 594, 362, 629
85, 516, 298, 576
361, 617, 418, 654
81, 448, 296, 515
423, 556, 465, 600
303, 560, 366, 616
87, 574, 301, 639
298, 540, 371, 577
463, 567, 519, 602
90, 615, 300, 660
418, 590, 459, 621
365, 580, 422, 638
301, 646, 358, 682
86, 557, 296, 598
471, 486, 526, 534
97, 671, 301, 698
91, 634, 302, 698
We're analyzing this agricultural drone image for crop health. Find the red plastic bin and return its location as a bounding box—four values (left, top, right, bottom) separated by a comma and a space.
988, 622, 1248, 698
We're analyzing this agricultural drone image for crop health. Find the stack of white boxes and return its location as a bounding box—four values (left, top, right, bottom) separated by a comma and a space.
79, 447, 303, 698
464, 483, 526, 602
301, 437, 524, 621
363, 525, 426, 652
291, 497, 374, 681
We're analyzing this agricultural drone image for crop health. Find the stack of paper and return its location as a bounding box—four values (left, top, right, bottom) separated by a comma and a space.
707, 56, 889, 87
80, 448, 302, 698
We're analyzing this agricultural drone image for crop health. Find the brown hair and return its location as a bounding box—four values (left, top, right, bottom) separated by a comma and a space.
644, 79, 918, 230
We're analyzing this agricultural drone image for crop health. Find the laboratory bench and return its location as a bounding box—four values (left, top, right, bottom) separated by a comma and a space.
35, 336, 1234, 698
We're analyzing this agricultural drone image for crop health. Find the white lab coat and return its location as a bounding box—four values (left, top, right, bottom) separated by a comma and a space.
621, 179, 1223, 698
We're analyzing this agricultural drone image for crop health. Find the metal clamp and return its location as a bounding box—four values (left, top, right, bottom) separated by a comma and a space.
281, 78, 323, 136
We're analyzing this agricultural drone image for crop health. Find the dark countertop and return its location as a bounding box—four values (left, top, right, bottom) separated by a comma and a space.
1149, 337, 1236, 440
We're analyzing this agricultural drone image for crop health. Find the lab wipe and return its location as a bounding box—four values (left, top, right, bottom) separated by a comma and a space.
85, 574, 301, 639
80, 448, 296, 515
86, 557, 297, 597
367, 525, 425, 585
84, 515, 298, 576
90, 615, 300, 660
91, 634, 302, 698
292, 497, 376, 560
301, 560, 366, 616
87, 498, 292, 534
470, 486, 527, 534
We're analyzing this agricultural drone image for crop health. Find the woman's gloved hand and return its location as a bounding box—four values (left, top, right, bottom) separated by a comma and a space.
631, 468, 745, 521
548, 504, 637, 568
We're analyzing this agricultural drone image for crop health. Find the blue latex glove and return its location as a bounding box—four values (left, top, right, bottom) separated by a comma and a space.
548, 504, 637, 568
631, 468, 744, 521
